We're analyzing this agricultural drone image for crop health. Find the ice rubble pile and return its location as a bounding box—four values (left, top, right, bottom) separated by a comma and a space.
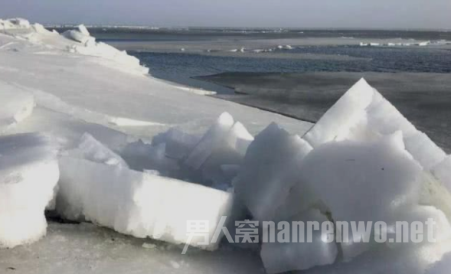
1, 74, 451, 274
56, 132, 234, 250
0, 133, 59, 248
233, 79, 451, 273
0, 18, 147, 74
122, 112, 254, 190
61, 24, 148, 74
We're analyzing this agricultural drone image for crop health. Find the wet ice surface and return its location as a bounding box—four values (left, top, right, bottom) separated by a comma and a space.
0, 222, 264, 274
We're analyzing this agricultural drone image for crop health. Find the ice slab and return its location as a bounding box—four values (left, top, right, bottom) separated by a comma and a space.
0, 133, 59, 248
77, 24, 90, 36
56, 157, 233, 249
233, 122, 312, 221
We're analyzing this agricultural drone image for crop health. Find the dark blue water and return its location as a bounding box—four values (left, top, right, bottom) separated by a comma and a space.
130, 46, 451, 93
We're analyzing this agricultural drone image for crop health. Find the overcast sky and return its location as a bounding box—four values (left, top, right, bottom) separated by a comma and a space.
0, 0, 450, 29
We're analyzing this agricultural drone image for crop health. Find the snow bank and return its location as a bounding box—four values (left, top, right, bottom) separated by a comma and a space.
0, 133, 59, 248
0, 82, 35, 132
56, 156, 233, 250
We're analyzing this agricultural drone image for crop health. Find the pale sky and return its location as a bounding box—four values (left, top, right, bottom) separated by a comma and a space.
0, 0, 450, 29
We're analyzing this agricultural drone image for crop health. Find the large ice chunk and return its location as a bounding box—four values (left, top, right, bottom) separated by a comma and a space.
56, 157, 233, 249
0, 133, 59, 248
77, 24, 90, 36
233, 123, 312, 221
63, 30, 95, 46
299, 133, 423, 260
303, 78, 374, 147
304, 78, 448, 174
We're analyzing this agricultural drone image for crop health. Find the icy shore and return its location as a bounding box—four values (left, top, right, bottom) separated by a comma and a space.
1, 18, 451, 274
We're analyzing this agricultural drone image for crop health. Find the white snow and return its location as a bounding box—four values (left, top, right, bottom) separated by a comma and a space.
0, 133, 59, 248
